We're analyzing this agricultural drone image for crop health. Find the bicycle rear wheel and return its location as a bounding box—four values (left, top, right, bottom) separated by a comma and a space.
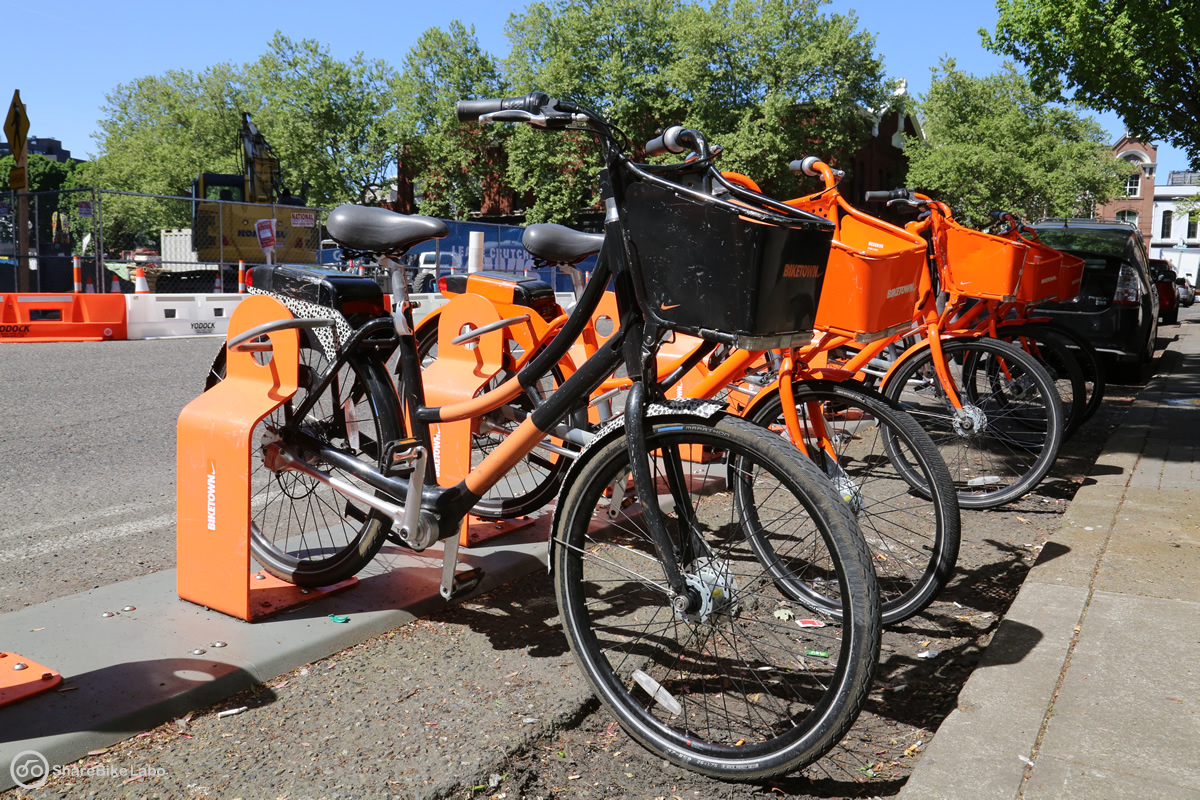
553, 413, 880, 780
882, 337, 1063, 509
210, 334, 403, 586
994, 323, 1087, 440
407, 321, 574, 519
745, 380, 960, 625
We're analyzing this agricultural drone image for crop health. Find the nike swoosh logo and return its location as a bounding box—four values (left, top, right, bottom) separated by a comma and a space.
660, 302, 680, 310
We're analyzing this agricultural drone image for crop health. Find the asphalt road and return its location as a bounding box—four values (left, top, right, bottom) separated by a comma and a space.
0, 337, 220, 614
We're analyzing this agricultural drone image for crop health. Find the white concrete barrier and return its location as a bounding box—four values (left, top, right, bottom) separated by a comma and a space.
125, 294, 247, 340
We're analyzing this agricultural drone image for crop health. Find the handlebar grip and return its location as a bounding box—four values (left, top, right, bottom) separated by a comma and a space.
456, 92, 549, 122
645, 125, 687, 157
864, 189, 911, 203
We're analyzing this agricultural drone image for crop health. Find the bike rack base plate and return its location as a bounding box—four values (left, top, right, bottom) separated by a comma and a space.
0, 653, 62, 708
245, 573, 359, 621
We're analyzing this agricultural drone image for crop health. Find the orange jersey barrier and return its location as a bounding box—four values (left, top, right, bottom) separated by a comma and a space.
0, 293, 127, 342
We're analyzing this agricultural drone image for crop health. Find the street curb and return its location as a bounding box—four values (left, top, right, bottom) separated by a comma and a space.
0, 522, 550, 792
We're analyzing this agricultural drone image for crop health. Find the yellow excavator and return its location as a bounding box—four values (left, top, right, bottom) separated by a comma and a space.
192, 113, 321, 264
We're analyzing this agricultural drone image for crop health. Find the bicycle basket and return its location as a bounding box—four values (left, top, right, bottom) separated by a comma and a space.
792, 200, 926, 342
938, 222, 1028, 302
623, 169, 834, 350
998, 229, 1061, 306
1057, 252, 1085, 302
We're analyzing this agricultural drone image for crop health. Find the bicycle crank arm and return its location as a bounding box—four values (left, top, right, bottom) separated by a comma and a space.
263, 443, 433, 548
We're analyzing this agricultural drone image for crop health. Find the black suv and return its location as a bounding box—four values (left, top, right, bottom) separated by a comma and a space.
1028, 219, 1159, 369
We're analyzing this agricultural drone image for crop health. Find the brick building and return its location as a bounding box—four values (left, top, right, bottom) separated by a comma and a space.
1095, 135, 1157, 248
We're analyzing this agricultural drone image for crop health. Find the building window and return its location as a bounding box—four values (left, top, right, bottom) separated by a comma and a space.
1116, 210, 1138, 226
1189, 213, 1198, 240
1124, 171, 1141, 197
1162, 210, 1174, 239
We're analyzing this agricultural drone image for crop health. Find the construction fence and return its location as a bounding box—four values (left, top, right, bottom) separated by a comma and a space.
0, 189, 590, 295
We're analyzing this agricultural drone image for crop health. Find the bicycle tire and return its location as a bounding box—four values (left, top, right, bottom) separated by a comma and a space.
745, 380, 960, 625
207, 332, 402, 586
1033, 321, 1106, 424
992, 324, 1087, 440
882, 337, 1063, 509
553, 413, 880, 780
409, 320, 573, 519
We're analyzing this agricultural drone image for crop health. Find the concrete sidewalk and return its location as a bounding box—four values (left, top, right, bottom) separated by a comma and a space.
900, 315, 1200, 800
0, 520, 550, 793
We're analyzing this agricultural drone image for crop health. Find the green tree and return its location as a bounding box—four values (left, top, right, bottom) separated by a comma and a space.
497, 0, 892, 222
984, 0, 1200, 168
89, 64, 245, 252
904, 61, 1131, 227
0, 153, 76, 193
671, 0, 891, 196
393, 22, 508, 218
246, 33, 400, 207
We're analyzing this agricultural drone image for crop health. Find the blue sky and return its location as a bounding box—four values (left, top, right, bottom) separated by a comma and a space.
7, 0, 1187, 176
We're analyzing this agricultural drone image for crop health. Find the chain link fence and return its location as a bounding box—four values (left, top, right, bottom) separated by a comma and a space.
1, 189, 592, 294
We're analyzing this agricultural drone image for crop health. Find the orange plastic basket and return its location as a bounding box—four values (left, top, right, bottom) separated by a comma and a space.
1057, 252, 1085, 302
809, 210, 927, 341
939, 223, 1028, 301
1011, 237, 1062, 306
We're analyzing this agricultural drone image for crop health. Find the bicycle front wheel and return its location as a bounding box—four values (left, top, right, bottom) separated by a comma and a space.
553, 413, 880, 780
882, 337, 1063, 509
745, 380, 960, 625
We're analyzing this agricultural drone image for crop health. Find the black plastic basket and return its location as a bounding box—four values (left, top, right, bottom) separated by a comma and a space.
622, 167, 834, 349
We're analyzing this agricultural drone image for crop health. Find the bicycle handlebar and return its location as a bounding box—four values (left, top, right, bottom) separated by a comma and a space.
456, 92, 549, 122
864, 189, 912, 203
645, 126, 710, 161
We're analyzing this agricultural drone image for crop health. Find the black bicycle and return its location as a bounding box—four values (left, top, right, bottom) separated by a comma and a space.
209, 93, 882, 779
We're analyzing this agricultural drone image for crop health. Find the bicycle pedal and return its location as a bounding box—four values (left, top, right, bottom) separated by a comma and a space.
383, 438, 422, 476
445, 568, 484, 601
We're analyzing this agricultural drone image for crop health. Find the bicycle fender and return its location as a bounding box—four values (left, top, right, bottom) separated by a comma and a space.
546, 398, 726, 574
247, 286, 355, 362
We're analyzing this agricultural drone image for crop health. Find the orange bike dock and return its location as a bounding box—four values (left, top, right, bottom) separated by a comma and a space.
0, 293, 127, 342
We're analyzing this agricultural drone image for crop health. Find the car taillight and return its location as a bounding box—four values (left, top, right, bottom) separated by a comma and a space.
437, 275, 448, 293
1114, 264, 1140, 306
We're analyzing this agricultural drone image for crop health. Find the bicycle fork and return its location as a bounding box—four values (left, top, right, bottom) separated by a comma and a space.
621, 321, 708, 616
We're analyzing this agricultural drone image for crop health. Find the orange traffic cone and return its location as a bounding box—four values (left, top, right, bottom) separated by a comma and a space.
214, 268, 224, 294
237, 260, 246, 293
110, 272, 121, 293
85, 276, 95, 293
134, 266, 150, 294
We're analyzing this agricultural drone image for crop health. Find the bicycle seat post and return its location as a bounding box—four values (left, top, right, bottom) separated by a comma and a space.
381, 256, 414, 336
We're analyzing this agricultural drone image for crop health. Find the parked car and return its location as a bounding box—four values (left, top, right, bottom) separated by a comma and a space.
1029, 219, 1158, 372
407, 251, 455, 293
1175, 275, 1196, 307
1150, 260, 1181, 324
